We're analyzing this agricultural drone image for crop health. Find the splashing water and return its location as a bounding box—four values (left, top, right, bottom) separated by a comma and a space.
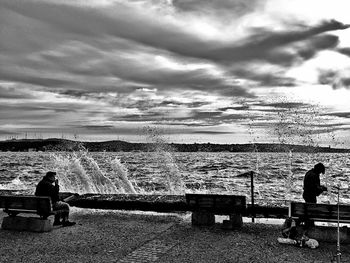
110, 157, 136, 194
143, 126, 185, 195
254, 148, 263, 200
285, 150, 293, 201
0, 177, 28, 190
160, 151, 184, 195
49, 151, 136, 194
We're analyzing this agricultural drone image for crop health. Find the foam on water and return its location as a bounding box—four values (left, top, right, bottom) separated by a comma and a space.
0, 176, 28, 190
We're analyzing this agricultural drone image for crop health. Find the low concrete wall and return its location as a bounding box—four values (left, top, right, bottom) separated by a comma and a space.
2, 216, 53, 232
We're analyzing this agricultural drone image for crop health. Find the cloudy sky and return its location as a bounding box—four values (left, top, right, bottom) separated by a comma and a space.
1, 0, 350, 147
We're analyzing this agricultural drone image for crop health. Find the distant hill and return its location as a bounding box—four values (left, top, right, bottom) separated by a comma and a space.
0, 138, 349, 153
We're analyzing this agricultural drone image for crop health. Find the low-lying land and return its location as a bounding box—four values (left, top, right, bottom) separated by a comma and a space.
1, 138, 349, 152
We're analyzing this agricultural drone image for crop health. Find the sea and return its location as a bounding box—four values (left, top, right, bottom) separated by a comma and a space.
1, 151, 350, 205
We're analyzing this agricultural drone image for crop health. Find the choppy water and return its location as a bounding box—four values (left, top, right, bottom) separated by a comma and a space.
1, 151, 350, 204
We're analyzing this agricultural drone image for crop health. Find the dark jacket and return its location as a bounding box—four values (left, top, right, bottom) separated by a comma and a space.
35, 177, 60, 203
303, 168, 325, 202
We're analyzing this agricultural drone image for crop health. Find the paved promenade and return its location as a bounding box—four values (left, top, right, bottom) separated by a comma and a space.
0, 208, 349, 263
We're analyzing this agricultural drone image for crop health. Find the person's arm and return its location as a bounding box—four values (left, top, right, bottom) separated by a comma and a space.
52, 179, 60, 202
315, 175, 327, 196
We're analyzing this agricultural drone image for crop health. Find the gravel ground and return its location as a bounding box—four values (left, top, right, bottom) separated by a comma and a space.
0, 208, 349, 263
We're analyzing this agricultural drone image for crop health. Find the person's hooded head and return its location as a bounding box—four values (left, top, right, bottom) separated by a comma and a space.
314, 163, 325, 174
44, 171, 56, 183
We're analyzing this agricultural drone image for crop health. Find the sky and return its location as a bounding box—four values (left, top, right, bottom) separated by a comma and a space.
1, 0, 350, 147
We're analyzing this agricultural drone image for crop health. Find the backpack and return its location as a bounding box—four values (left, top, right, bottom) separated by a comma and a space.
281, 217, 298, 239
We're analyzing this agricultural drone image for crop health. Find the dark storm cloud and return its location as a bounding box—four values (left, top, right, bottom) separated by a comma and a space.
192, 111, 223, 118
105, 65, 251, 97
318, 70, 350, 89
82, 125, 115, 131
341, 78, 350, 87
157, 100, 210, 108
107, 108, 249, 127
195, 20, 349, 65
192, 130, 234, 134
189, 110, 249, 124
0, 15, 252, 99
77, 125, 148, 135
0, 0, 348, 104
2, 1, 348, 66
113, 112, 165, 122
247, 118, 340, 134
0, 99, 87, 113
318, 70, 337, 85
117, 99, 211, 111
258, 102, 309, 108
338, 48, 350, 57
218, 106, 250, 111
0, 85, 36, 99
324, 112, 350, 118
173, 0, 263, 18
0, 104, 51, 112
230, 68, 296, 87
59, 90, 89, 98
296, 34, 339, 60
0, 130, 17, 135
0, 71, 72, 88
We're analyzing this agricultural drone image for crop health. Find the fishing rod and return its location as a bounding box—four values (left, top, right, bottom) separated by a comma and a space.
331, 185, 342, 263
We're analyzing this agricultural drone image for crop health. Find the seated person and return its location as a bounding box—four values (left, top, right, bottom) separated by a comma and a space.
35, 171, 76, 227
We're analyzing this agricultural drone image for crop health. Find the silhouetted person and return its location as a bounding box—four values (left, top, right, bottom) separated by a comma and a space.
303, 163, 327, 203
35, 171, 76, 227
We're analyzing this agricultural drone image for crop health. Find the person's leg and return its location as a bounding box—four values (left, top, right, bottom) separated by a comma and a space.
53, 214, 61, 225
53, 201, 76, 226
302, 194, 316, 234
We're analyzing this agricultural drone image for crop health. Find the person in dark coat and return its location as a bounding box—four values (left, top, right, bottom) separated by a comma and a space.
35, 171, 76, 227
302, 163, 327, 203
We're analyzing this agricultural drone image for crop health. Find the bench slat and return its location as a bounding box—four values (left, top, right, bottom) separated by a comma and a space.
0, 195, 53, 216
4, 209, 39, 214
186, 194, 246, 214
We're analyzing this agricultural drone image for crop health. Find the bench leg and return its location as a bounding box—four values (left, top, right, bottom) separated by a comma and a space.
222, 213, 243, 230
229, 213, 243, 228
191, 210, 215, 226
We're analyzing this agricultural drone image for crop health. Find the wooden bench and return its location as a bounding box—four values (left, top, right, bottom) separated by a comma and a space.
0, 195, 65, 232
289, 202, 350, 243
186, 194, 246, 228
290, 202, 350, 224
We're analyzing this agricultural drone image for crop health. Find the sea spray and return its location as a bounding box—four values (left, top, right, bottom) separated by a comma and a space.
247, 103, 263, 201
285, 150, 293, 201
162, 151, 184, 194
271, 98, 329, 203
50, 153, 95, 193
48, 150, 135, 194
143, 126, 185, 195
111, 157, 136, 194
0, 176, 28, 190
254, 147, 263, 200
69, 157, 95, 193
81, 155, 120, 193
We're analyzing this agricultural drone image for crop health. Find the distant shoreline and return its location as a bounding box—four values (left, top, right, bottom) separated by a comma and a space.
0, 138, 349, 153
